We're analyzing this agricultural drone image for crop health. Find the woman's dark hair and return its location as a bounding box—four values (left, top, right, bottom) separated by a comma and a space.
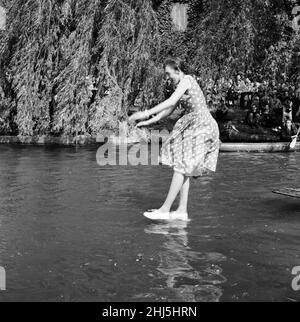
163, 57, 191, 74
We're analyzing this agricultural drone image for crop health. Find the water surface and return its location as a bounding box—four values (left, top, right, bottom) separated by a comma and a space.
0, 144, 299, 302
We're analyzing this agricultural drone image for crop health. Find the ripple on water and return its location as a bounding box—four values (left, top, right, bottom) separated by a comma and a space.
144, 220, 227, 302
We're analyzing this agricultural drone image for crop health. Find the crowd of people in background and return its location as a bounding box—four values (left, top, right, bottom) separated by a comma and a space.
202, 72, 300, 138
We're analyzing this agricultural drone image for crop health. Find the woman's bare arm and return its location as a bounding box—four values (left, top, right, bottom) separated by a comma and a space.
137, 103, 179, 127
146, 78, 191, 116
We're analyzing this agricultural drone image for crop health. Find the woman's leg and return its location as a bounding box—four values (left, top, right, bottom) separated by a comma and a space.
175, 176, 190, 214
158, 170, 185, 213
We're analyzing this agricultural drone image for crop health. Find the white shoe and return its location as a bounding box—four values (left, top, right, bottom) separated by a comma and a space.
143, 210, 190, 221
143, 210, 171, 220
169, 211, 189, 221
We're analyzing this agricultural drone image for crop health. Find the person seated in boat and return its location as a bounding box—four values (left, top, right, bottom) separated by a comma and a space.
245, 104, 261, 128
261, 104, 274, 128
281, 116, 298, 140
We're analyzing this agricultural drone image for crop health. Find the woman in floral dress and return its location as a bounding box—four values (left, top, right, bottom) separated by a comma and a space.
129, 58, 220, 221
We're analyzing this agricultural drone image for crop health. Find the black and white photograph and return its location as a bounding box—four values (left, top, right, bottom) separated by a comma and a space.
0, 0, 300, 306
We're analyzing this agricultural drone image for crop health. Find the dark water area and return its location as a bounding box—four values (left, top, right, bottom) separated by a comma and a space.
0, 144, 300, 302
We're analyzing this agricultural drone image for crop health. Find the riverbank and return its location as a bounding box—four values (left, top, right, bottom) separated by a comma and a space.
0, 134, 146, 145
0, 135, 99, 145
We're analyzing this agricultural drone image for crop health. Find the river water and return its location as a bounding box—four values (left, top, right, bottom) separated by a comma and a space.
0, 144, 299, 302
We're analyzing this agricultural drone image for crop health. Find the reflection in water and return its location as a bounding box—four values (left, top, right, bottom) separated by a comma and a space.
144, 220, 227, 302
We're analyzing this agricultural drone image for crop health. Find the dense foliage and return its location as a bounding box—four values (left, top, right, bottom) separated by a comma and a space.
0, 0, 299, 135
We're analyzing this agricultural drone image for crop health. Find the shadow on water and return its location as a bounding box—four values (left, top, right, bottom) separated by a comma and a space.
143, 220, 227, 302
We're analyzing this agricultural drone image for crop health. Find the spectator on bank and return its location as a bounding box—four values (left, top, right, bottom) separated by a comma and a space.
261, 104, 274, 128
260, 90, 270, 109
269, 90, 281, 109
236, 74, 247, 93
282, 98, 293, 125
194, 72, 299, 133
226, 83, 236, 107
245, 104, 261, 128
293, 102, 300, 123
164, 78, 174, 99
207, 100, 214, 112
281, 116, 298, 138
216, 99, 229, 121
292, 88, 300, 122
269, 90, 283, 126
251, 93, 260, 108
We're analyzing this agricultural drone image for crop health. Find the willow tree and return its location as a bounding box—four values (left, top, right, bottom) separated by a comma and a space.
183, 0, 256, 79
88, 0, 163, 134
0, 0, 17, 134
260, 0, 300, 83
0, 0, 107, 135
0, 0, 163, 135
155, 0, 299, 81
50, 0, 105, 135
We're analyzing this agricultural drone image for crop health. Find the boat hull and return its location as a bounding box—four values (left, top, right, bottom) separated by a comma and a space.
220, 142, 300, 153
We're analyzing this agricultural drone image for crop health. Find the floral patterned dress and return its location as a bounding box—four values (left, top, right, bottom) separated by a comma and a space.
160, 74, 220, 177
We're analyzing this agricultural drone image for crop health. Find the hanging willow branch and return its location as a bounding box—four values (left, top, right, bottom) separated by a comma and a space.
0, 0, 298, 135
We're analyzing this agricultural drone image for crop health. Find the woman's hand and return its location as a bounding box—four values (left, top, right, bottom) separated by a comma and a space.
128, 111, 147, 122
136, 121, 148, 127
